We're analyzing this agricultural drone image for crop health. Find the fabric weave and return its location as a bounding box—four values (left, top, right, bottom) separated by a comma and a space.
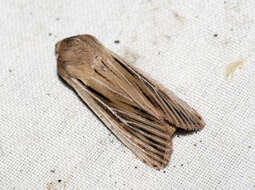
0, 0, 254, 189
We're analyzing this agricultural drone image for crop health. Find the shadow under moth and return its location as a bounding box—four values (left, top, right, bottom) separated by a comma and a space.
55, 34, 205, 170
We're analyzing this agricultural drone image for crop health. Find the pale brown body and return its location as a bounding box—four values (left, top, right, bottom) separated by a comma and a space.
56, 34, 205, 170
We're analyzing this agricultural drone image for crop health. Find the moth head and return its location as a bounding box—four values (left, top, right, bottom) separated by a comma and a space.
56, 35, 106, 82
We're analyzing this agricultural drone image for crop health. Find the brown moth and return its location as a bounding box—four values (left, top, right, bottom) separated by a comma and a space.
55, 34, 205, 170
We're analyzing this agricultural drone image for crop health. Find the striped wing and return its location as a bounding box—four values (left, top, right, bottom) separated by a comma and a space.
56, 34, 205, 170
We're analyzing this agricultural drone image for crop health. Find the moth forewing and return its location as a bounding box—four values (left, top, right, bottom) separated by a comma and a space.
110, 51, 206, 130
56, 34, 205, 170
63, 77, 173, 170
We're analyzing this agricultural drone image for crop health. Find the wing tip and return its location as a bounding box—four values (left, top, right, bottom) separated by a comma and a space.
192, 113, 206, 130
147, 159, 169, 171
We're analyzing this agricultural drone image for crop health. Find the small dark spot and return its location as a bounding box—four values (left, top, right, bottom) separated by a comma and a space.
248, 146, 252, 149
173, 12, 180, 18
224, 1, 227, 4
110, 140, 114, 143
164, 35, 171, 40
46, 93, 50, 96
199, 140, 202, 143
134, 166, 138, 169
114, 40, 120, 44
193, 143, 197, 147
115, 182, 117, 185
213, 34, 218, 37
9, 69, 12, 73
173, 165, 176, 168
163, 171, 166, 173
158, 52, 161, 55
177, 135, 180, 138
153, 164, 157, 167
48, 33, 52, 36
56, 17, 60, 21
180, 164, 183, 167
58, 179, 62, 183
108, 133, 111, 136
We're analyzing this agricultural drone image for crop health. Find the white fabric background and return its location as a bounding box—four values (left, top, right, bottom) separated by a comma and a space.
0, 0, 254, 189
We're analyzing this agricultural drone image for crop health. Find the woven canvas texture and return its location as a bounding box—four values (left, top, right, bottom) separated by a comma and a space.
0, 0, 254, 189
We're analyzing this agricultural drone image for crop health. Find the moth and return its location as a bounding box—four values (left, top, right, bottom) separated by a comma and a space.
55, 34, 205, 170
